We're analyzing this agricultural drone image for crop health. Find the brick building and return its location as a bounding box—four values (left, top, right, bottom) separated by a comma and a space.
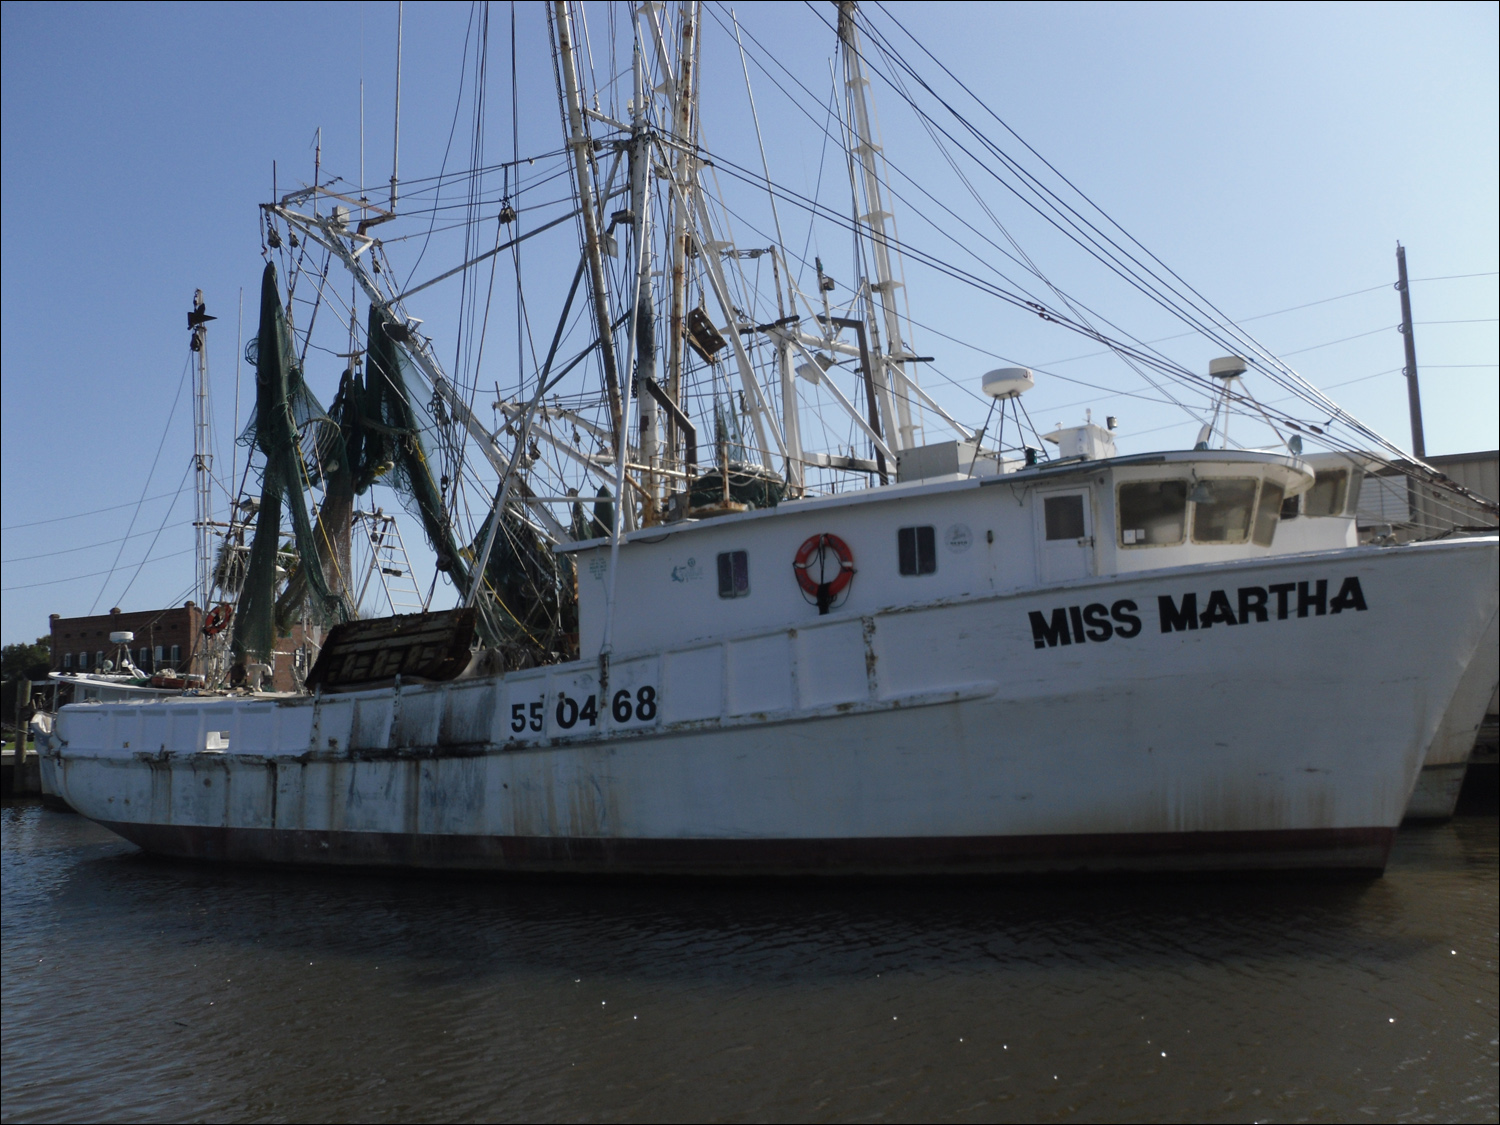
50, 604, 205, 677
49, 604, 320, 693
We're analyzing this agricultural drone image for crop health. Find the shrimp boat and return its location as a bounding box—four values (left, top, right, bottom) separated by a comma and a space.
41, 2, 1498, 875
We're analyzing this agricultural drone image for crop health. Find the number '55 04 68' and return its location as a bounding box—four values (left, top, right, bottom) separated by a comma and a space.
510, 686, 657, 733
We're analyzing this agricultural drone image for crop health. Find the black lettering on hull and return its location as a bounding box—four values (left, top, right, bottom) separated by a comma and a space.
1031, 576, 1369, 652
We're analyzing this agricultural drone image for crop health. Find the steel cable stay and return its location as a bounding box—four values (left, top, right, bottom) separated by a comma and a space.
866, 0, 1486, 425
691, 13, 1255, 415
707, 0, 1491, 485
806, 9, 1358, 403
848, 4, 1491, 499
694, 148, 1490, 511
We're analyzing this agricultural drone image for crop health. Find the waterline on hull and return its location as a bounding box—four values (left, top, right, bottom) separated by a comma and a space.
98, 821, 1394, 876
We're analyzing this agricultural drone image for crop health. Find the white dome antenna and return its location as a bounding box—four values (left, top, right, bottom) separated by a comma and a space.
1209, 355, 1248, 379
981, 367, 1034, 399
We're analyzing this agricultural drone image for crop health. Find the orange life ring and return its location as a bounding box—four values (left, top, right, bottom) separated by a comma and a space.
203, 603, 234, 637
793, 533, 855, 611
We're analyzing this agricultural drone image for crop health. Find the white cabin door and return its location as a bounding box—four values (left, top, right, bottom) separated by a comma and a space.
1035, 488, 1094, 584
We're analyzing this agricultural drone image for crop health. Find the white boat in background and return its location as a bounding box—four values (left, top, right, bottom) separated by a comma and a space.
1255, 450, 1499, 818
39, 1, 1499, 874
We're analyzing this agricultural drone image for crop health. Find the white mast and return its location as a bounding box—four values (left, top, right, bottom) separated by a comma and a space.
665, 1, 698, 489
188, 290, 216, 619
552, 0, 625, 450
629, 45, 661, 524
837, 0, 918, 451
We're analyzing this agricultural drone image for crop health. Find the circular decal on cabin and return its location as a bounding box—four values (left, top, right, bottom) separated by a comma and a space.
945, 523, 973, 553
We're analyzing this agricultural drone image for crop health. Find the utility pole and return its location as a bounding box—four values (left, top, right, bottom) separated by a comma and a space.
1396, 242, 1425, 460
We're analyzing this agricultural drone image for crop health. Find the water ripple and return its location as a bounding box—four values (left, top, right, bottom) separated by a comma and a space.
3, 803, 1495, 1123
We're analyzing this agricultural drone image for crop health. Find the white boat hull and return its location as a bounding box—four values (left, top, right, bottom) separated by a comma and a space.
43, 538, 1498, 875
1406, 603, 1498, 820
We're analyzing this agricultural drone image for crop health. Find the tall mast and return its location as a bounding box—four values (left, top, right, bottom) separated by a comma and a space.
389, 0, 403, 211
665, 1, 698, 476
188, 290, 216, 615
630, 45, 661, 524
552, 0, 625, 449
837, 0, 916, 450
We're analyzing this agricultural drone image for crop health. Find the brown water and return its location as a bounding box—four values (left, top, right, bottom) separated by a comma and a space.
2, 803, 1496, 1124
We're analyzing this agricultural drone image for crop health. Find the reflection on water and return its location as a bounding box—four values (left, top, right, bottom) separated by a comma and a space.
3, 803, 1496, 1124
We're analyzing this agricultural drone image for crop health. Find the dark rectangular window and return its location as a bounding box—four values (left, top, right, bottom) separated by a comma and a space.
898, 526, 936, 575
1044, 494, 1087, 541
717, 550, 750, 598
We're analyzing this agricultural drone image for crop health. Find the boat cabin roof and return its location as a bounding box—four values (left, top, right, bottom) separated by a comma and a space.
555, 449, 1314, 553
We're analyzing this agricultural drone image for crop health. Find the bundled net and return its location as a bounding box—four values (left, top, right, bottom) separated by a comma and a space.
231, 262, 352, 665
362, 307, 577, 657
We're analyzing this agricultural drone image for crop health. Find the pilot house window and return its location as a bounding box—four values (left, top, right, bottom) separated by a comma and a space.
1253, 482, 1285, 547
1118, 480, 1187, 547
898, 526, 936, 575
717, 550, 750, 598
1304, 470, 1352, 517
1190, 478, 1258, 544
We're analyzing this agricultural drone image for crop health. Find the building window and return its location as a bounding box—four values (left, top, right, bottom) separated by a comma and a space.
170, 644, 181, 667
898, 526, 937, 575
717, 551, 750, 598
63, 652, 73, 670
139, 647, 152, 671
95, 651, 104, 671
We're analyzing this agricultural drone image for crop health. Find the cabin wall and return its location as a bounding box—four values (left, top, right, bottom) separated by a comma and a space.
576, 478, 1049, 656
574, 456, 1313, 658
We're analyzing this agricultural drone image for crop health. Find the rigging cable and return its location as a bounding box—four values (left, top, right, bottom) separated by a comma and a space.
87, 355, 192, 614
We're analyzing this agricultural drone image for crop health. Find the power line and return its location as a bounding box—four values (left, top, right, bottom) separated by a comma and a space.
1, 547, 195, 592
88, 359, 191, 614
1, 520, 193, 565
1, 488, 190, 532
1279, 325, 1398, 357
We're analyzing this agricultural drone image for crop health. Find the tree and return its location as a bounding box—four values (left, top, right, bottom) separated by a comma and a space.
2, 638, 51, 683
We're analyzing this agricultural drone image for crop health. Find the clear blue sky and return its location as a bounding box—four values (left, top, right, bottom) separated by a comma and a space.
3, 1, 1496, 645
